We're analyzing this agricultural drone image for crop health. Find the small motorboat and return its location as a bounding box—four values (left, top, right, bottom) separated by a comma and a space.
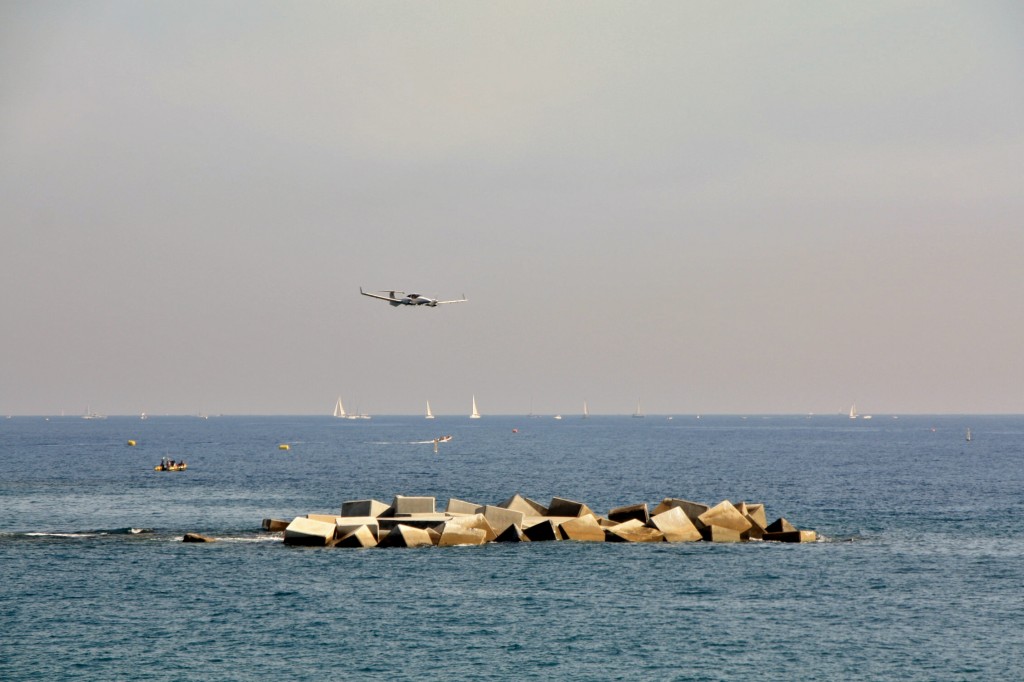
155, 459, 188, 472
437, 435, 453, 443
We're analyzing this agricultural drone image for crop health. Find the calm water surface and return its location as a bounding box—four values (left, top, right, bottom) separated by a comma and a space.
2, 414, 1021, 680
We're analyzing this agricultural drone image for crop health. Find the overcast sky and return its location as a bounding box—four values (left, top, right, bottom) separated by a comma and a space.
2, 2, 1022, 416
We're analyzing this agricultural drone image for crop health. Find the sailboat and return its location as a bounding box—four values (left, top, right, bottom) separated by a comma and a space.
849, 404, 858, 419
425, 401, 435, 419
632, 399, 644, 418
966, 427, 972, 442
333, 397, 347, 419
582, 400, 590, 419
470, 395, 481, 419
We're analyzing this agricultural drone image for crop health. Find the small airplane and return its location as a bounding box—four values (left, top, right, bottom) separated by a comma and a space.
360, 287, 467, 307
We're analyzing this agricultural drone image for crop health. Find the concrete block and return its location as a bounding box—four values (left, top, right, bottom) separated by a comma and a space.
559, 515, 606, 542
764, 530, 817, 543
495, 525, 529, 542
737, 502, 768, 529
307, 513, 340, 524
480, 505, 525, 535
608, 503, 650, 525
700, 525, 743, 543
378, 523, 434, 548
182, 533, 216, 543
699, 500, 753, 533
438, 525, 488, 547
335, 517, 380, 541
261, 519, 289, 532
548, 497, 596, 518
341, 499, 391, 518
445, 498, 482, 514
427, 527, 442, 545
332, 525, 378, 548
284, 517, 336, 546
390, 495, 436, 515
766, 517, 797, 533
523, 519, 563, 542
442, 513, 497, 542
652, 498, 709, 526
378, 514, 451, 531
649, 506, 702, 542
605, 520, 665, 543
499, 493, 548, 516
742, 516, 766, 541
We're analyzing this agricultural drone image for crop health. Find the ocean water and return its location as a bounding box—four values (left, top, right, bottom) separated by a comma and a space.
1, 414, 1021, 681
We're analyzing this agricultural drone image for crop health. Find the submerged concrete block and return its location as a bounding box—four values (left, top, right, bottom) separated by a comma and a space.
649, 506, 702, 542
495, 524, 529, 542
499, 493, 549, 516
182, 533, 216, 543
605, 520, 665, 543
378, 523, 434, 548
480, 505, 525, 535
445, 498, 482, 514
261, 519, 289, 532
284, 517, 336, 546
523, 519, 563, 542
764, 530, 817, 543
438, 525, 489, 547
608, 503, 650, 525
559, 515, 606, 542
335, 517, 380, 541
390, 495, 436, 515
652, 498, 709, 525
548, 497, 596, 518
766, 517, 798, 533
341, 499, 391, 518
699, 501, 753, 533
332, 525, 378, 548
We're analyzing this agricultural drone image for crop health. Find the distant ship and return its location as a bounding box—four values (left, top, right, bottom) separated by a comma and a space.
470, 395, 481, 419
632, 399, 645, 418
425, 401, 435, 419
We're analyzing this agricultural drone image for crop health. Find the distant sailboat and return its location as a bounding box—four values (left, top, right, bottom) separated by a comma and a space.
425, 401, 435, 419
470, 395, 481, 419
849, 404, 858, 419
333, 397, 347, 419
632, 399, 645, 418
582, 400, 590, 419
966, 427, 972, 442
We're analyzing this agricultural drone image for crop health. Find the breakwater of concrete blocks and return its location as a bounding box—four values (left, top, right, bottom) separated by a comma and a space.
261, 493, 817, 548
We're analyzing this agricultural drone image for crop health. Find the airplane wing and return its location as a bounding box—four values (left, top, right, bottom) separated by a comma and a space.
435, 294, 468, 305
359, 287, 400, 303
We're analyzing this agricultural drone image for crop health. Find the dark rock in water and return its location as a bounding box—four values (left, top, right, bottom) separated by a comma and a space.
182, 533, 216, 543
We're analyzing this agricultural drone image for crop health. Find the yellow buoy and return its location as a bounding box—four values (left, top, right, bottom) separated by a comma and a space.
278, 444, 290, 451
127, 440, 137, 446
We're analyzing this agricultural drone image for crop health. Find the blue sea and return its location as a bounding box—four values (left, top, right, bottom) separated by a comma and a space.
2, 414, 1021, 681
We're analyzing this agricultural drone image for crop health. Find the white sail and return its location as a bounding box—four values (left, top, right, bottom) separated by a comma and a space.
470, 395, 481, 419
849, 404, 858, 419
426, 401, 434, 419
632, 399, 644, 418
583, 400, 589, 419
333, 397, 346, 418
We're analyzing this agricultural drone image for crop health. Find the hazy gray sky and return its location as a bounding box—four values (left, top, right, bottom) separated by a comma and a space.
2, 2, 1022, 416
